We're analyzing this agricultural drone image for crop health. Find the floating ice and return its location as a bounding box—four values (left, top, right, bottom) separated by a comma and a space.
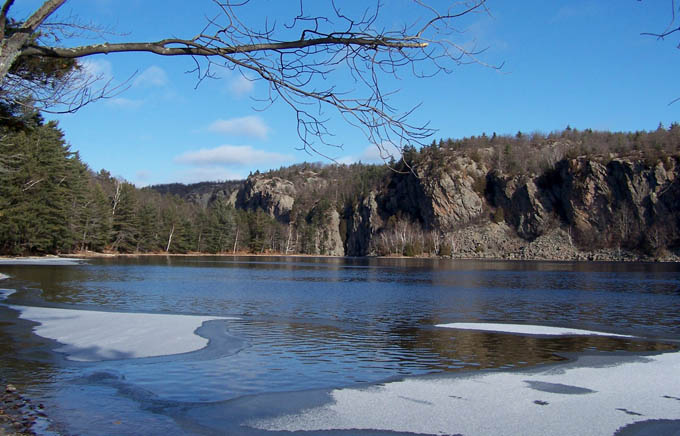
250, 350, 680, 435
0, 257, 84, 265
436, 322, 634, 338
14, 305, 236, 361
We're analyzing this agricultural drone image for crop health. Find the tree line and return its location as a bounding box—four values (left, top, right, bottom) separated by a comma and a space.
0, 111, 388, 256
0, 113, 285, 255
413, 123, 680, 176
3, 109, 680, 257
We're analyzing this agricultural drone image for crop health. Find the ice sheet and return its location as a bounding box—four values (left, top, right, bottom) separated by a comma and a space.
0, 257, 84, 265
250, 350, 680, 435
14, 305, 236, 361
436, 322, 634, 338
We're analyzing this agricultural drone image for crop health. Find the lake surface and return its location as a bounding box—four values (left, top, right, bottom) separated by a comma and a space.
0, 256, 679, 435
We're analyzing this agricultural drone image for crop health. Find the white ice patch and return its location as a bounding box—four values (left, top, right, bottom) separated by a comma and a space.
0, 257, 84, 265
250, 351, 680, 435
436, 322, 634, 338
14, 305, 236, 361
0, 273, 8, 280
0, 288, 14, 300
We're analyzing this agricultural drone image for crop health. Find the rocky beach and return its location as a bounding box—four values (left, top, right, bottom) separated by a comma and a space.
0, 383, 45, 436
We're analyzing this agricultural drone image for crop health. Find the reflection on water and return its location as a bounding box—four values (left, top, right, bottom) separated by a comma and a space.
0, 256, 679, 435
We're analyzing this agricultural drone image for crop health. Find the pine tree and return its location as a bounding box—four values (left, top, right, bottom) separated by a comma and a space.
0, 118, 83, 254
110, 182, 139, 252
137, 203, 159, 252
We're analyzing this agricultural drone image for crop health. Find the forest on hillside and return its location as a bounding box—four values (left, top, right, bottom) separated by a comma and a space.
0, 110, 386, 256
2, 106, 680, 257
0, 111, 268, 255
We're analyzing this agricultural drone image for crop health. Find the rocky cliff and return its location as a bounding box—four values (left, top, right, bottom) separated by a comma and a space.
484, 156, 680, 251
380, 155, 488, 230
236, 176, 297, 222
152, 150, 680, 261
342, 154, 680, 259
234, 172, 344, 255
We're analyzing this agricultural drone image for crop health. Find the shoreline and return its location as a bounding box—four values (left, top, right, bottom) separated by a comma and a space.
0, 250, 677, 263
0, 382, 44, 436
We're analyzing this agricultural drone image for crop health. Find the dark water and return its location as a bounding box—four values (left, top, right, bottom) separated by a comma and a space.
0, 256, 679, 435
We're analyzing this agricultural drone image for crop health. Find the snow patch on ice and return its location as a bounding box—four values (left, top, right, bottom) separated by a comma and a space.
250, 351, 680, 435
0, 288, 14, 300
436, 322, 634, 338
0, 273, 8, 280
0, 257, 84, 265
13, 305, 237, 361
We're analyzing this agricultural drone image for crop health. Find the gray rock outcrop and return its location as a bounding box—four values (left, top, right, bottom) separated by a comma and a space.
345, 191, 383, 256
236, 175, 296, 222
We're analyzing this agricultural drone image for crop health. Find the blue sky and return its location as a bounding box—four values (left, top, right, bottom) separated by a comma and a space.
16, 1, 680, 186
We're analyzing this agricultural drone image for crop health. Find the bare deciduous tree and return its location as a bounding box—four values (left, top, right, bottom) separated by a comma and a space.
640, 0, 680, 103
0, 0, 494, 154
640, 0, 680, 44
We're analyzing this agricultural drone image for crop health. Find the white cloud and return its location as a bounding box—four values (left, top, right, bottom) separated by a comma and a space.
133, 66, 169, 88
338, 142, 402, 165
359, 143, 401, 162
336, 156, 356, 165
176, 166, 245, 184
208, 116, 269, 139
228, 74, 255, 97
78, 59, 113, 85
175, 144, 293, 166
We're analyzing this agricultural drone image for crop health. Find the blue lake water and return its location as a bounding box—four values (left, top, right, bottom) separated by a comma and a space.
0, 256, 679, 435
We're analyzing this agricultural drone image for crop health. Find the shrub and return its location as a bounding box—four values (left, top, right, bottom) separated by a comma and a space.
439, 242, 452, 257
472, 175, 487, 195
492, 207, 505, 224
403, 241, 423, 257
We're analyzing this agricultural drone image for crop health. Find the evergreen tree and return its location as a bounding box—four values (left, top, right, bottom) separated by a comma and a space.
0, 118, 83, 254
137, 203, 160, 252
83, 181, 113, 251
110, 182, 139, 252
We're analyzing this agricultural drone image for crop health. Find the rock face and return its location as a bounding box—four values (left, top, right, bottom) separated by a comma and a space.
153, 154, 680, 259
236, 175, 296, 222
346, 154, 680, 257
484, 156, 680, 249
235, 172, 344, 255
556, 158, 614, 236
413, 157, 487, 229
307, 207, 344, 256
381, 157, 486, 230
345, 191, 383, 256
486, 172, 557, 240
552, 156, 680, 247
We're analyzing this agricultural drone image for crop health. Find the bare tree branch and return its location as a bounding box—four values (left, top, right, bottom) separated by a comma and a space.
0, 0, 499, 155
640, 0, 680, 104
0, 0, 15, 38
640, 0, 679, 43
22, 0, 67, 33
